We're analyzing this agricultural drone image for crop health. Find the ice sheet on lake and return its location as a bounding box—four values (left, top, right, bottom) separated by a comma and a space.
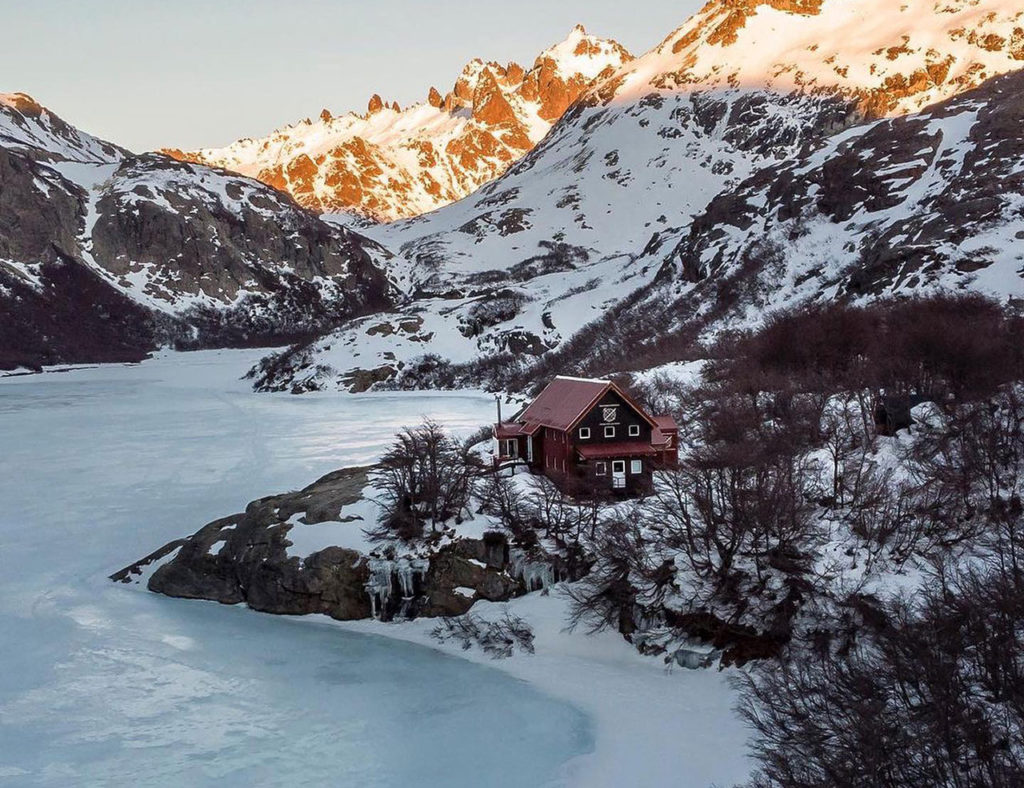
0, 350, 590, 787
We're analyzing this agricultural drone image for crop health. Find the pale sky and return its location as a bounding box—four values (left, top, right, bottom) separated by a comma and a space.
2, 1, 703, 153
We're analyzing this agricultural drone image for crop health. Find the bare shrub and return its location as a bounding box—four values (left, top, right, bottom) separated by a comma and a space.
565, 509, 667, 636
738, 566, 1024, 788
430, 611, 535, 658
475, 471, 530, 538
525, 476, 603, 543
370, 420, 481, 540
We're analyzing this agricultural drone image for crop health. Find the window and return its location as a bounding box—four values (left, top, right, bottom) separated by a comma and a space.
628, 424, 640, 437
604, 425, 616, 438
595, 461, 607, 476
502, 439, 518, 457
579, 427, 591, 440
630, 460, 643, 475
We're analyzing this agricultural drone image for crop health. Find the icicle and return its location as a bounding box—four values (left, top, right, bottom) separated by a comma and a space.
364, 557, 430, 620
508, 548, 555, 592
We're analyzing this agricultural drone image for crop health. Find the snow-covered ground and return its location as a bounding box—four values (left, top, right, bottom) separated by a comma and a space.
0, 350, 752, 787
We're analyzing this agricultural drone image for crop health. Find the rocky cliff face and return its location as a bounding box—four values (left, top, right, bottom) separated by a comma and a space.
593, 0, 1024, 113
0, 94, 396, 369
169, 26, 633, 221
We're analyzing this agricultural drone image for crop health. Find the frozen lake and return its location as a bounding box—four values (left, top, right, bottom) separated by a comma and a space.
0, 351, 592, 786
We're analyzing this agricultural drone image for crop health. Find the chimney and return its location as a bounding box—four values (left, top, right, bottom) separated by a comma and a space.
496, 395, 503, 425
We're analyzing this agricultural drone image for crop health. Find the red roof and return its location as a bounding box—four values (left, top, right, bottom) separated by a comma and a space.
517, 376, 658, 432
653, 415, 678, 431
577, 442, 658, 459
495, 423, 523, 439
494, 421, 541, 439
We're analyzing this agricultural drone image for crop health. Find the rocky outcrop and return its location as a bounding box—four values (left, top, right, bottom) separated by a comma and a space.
0, 91, 126, 164
113, 466, 560, 623
641, 0, 1024, 118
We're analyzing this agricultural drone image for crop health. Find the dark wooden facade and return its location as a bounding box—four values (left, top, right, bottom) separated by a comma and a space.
494, 377, 678, 495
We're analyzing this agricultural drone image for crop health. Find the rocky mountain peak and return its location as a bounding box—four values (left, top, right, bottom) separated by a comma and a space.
0, 92, 125, 164
535, 25, 633, 78
0, 92, 45, 116
171, 29, 632, 221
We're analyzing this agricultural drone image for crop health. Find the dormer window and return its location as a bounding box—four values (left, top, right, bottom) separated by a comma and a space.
629, 424, 640, 437
579, 427, 591, 440
604, 426, 616, 438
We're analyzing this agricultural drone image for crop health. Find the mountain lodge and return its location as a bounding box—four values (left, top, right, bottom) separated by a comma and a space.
494, 376, 678, 495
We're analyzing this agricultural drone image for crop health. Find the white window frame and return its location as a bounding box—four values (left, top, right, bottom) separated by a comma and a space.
628, 424, 640, 437
630, 459, 643, 475
579, 427, 591, 440
612, 460, 626, 475
502, 439, 517, 457
604, 425, 616, 438
595, 461, 607, 476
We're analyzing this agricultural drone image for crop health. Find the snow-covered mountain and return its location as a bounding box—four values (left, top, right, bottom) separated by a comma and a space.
6, 0, 1024, 378
663, 68, 1024, 306
0, 94, 394, 370
254, 0, 1024, 393
0, 92, 125, 164
600, 0, 1023, 113
167, 27, 633, 222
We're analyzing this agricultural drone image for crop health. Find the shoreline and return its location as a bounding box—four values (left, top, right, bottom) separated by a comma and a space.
328, 592, 752, 788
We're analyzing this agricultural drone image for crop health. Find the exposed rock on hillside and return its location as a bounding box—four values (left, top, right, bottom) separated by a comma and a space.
529, 69, 1024, 380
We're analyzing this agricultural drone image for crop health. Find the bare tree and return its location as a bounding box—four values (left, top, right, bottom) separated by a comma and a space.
475, 470, 529, 537
371, 420, 481, 540
738, 564, 1024, 788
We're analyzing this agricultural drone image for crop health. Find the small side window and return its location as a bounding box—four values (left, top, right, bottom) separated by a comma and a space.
629, 424, 640, 437
630, 459, 643, 474
579, 427, 591, 440
604, 426, 616, 438
595, 461, 607, 476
